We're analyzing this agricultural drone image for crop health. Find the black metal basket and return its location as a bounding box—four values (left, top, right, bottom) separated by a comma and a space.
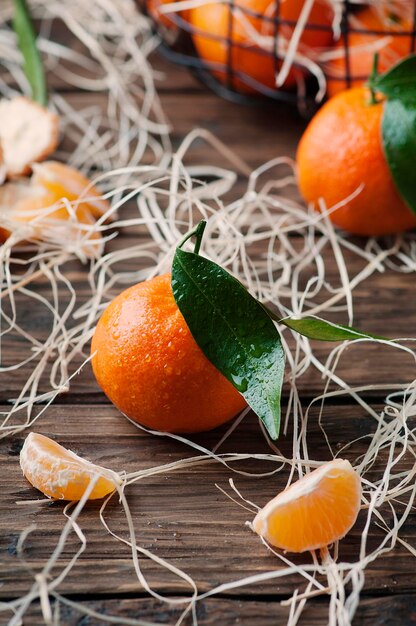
142, 0, 416, 109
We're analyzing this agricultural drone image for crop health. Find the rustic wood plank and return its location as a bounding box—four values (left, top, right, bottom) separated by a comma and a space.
56, 90, 304, 167
1, 405, 414, 600
4, 593, 416, 626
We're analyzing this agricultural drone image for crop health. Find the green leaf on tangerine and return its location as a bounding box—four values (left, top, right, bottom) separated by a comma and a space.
172, 244, 285, 440
382, 98, 416, 215
368, 54, 416, 102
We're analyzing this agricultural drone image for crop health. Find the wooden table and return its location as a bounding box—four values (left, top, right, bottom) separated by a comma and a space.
1, 38, 416, 626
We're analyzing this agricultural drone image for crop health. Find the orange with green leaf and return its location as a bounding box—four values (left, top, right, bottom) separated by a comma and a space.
91, 222, 385, 440
91, 272, 247, 434
297, 55, 416, 236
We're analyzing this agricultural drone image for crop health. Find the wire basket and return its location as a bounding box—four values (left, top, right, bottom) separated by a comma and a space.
142, 0, 416, 109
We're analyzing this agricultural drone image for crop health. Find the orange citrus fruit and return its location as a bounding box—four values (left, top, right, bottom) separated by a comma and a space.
278, 0, 334, 49
296, 86, 416, 236
147, 0, 189, 32
326, 5, 413, 97
20, 432, 120, 500
252, 459, 361, 552
91, 273, 246, 433
189, 0, 334, 93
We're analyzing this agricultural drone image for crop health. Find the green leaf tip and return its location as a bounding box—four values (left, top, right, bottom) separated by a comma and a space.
280, 316, 391, 342
171, 224, 285, 440
12, 0, 47, 106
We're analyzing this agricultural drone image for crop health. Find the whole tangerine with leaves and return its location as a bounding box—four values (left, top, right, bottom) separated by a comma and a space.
325, 4, 414, 97
189, 0, 334, 93
296, 86, 416, 236
91, 273, 247, 433
253, 458, 361, 552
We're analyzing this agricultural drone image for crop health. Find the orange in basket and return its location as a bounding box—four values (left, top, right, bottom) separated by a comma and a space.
20, 432, 120, 500
91, 273, 246, 433
252, 459, 361, 553
147, 0, 189, 31
189, 0, 335, 93
326, 4, 414, 97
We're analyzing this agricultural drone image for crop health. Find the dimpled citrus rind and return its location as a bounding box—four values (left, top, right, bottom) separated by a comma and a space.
91, 274, 247, 434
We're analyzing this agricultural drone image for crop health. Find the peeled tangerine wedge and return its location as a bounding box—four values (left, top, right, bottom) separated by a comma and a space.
252, 459, 361, 553
20, 432, 121, 501
0, 97, 59, 177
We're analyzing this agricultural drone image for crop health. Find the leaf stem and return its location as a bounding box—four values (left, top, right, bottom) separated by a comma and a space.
12, 0, 47, 106
177, 220, 207, 254
368, 53, 379, 105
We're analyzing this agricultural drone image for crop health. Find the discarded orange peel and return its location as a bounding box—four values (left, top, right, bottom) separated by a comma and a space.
252, 459, 361, 553
0, 161, 109, 254
0, 97, 59, 177
20, 432, 121, 501
0, 179, 41, 241
33, 161, 111, 219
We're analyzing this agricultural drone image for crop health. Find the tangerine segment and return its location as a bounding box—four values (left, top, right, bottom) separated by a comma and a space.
32, 161, 110, 219
253, 459, 361, 553
91, 273, 246, 433
20, 432, 120, 501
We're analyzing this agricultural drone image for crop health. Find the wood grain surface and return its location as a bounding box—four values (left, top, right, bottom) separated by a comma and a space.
1, 17, 416, 625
